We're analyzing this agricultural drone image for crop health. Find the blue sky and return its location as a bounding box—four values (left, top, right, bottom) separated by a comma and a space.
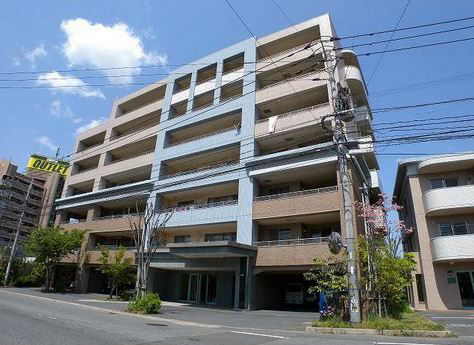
1, 0, 474, 193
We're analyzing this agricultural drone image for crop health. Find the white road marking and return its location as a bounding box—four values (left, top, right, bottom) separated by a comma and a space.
446, 323, 472, 327
430, 316, 474, 319
374, 342, 435, 345
48, 316, 57, 320
230, 331, 286, 339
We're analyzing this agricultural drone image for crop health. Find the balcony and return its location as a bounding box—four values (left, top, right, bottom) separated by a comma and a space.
86, 248, 135, 265
60, 215, 139, 232
160, 200, 238, 227
253, 186, 339, 220
423, 185, 474, 216
255, 103, 331, 138
255, 237, 333, 266
163, 126, 240, 160
431, 234, 474, 262
256, 71, 326, 105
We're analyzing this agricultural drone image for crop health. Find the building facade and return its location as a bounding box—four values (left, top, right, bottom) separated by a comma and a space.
0, 159, 63, 248
394, 153, 474, 310
55, 14, 379, 309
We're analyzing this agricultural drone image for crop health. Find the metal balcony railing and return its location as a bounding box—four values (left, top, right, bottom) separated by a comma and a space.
254, 236, 330, 247
254, 186, 338, 202
161, 199, 238, 214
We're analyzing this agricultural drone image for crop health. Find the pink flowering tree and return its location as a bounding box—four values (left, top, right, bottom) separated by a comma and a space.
355, 193, 416, 318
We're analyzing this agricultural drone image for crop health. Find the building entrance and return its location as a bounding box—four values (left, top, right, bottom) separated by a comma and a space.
457, 271, 474, 309
179, 273, 218, 305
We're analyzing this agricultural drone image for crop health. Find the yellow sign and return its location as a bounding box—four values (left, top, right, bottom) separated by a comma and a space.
27, 155, 69, 176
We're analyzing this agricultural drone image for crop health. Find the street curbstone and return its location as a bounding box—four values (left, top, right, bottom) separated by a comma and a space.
305, 326, 455, 337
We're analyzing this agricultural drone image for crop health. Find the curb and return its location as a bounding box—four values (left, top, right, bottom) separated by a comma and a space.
305, 326, 455, 338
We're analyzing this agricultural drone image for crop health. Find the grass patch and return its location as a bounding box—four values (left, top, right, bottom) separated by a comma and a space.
127, 293, 161, 314
312, 311, 445, 331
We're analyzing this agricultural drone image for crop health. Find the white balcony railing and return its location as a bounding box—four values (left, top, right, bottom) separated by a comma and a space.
423, 184, 474, 215
254, 186, 338, 202
431, 233, 474, 262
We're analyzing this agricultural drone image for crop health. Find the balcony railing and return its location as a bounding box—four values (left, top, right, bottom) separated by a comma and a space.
167, 124, 241, 148
107, 149, 155, 165
254, 236, 330, 247
59, 219, 87, 225
92, 244, 135, 250
257, 70, 324, 91
161, 199, 238, 213
254, 186, 338, 202
255, 103, 330, 125
162, 160, 239, 179
72, 166, 97, 176
93, 212, 140, 221
258, 42, 315, 63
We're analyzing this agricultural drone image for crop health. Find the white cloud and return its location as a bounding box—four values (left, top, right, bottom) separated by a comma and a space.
36, 136, 58, 152
25, 44, 47, 69
60, 18, 168, 83
12, 57, 20, 67
36, 71, 105, 99
50, 100, 82, 124
76, 117, 106, 134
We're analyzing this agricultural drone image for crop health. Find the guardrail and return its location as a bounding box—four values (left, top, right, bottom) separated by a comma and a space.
254, 236, 330, 247
254, 186, 338, 202
161, 199, 238, 213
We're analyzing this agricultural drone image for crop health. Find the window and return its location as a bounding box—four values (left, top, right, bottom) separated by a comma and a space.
452, 222, 468, 235
270, 228, 291, 241
415, 274, 425, 303
439, 222, 470, 236
204, 233, 236, 242
174, 235, 192, 243
430, 177, 459, 189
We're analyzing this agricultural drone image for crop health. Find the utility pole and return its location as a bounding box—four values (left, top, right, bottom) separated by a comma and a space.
4, 177, 33, 285
320, 43, 361, 323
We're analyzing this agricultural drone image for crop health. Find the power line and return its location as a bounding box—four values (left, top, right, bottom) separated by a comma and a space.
331, 15, 474, 41
366, 0, 411, 86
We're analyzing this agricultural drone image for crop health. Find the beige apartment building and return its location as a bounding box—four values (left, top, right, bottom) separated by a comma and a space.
55, 14, 380, 309
394, 153, 474, 310
0, 158, 63, 248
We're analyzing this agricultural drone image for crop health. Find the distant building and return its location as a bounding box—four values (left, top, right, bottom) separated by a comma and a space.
0, 156, 66, 248
394, 152, 474, 310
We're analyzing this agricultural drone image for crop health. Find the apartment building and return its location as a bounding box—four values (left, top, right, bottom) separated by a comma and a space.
0, 159, 63, 247
394, 153, 474, 311
55, 14, 380, 309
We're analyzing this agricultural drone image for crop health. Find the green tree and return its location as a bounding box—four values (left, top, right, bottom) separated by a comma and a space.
304, 255, 348, 317
357, 236, 416, 318
25, 227, 83, 292
97, 246, 133, 299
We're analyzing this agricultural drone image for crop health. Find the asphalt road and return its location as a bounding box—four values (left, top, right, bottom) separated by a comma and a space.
0, 288, 472, 345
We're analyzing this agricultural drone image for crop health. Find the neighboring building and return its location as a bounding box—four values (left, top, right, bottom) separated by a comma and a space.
394, 152, 474, 310
55, 14, 379, 309
0, 158, 63, 247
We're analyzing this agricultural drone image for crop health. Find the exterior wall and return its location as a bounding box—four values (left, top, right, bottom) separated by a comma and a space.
255, 243, 334, 266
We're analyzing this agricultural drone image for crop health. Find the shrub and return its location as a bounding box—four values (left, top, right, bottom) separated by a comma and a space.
120, 289, 135, 301
128, 293, 161, 314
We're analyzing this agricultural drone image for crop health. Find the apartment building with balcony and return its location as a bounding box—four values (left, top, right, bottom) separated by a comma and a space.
394, 152, 474, 310
55, 14, 379, 309
0, 159, 63, 247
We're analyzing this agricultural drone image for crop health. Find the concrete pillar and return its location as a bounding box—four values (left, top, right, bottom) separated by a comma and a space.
234, 264, 240, 309
245, 256, 256, 310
